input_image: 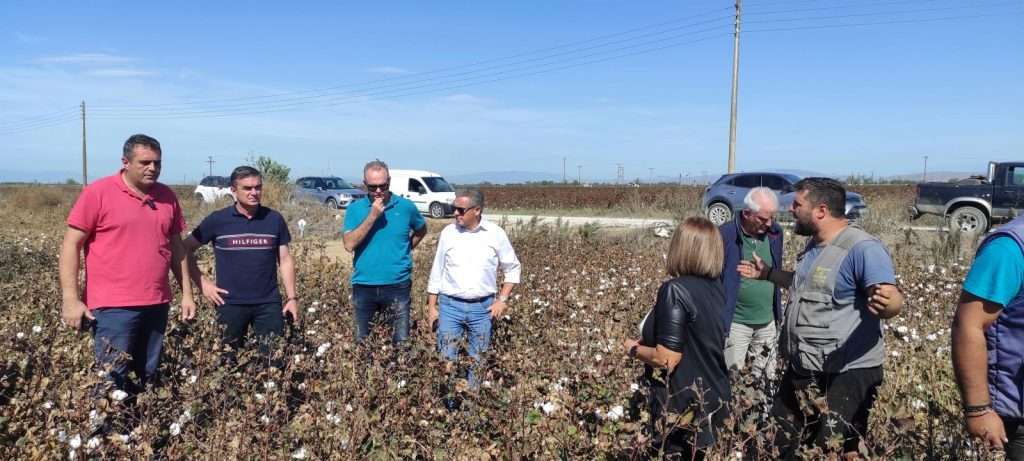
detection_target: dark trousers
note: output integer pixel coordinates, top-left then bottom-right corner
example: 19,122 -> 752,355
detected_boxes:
352,281 -> 412,344
769,365 -> 883,459
216,302 -> 285,358
92,304 -> 170,392
1004,418 -> 1024,461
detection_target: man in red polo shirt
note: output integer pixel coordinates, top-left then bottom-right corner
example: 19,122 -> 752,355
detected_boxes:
59,133 -> 195,394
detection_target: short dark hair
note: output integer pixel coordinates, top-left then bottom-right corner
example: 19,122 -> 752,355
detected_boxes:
457,189 -> 485,209
122,134 -> 161,159
794,177 -> 846,218
230,165 -> 262,186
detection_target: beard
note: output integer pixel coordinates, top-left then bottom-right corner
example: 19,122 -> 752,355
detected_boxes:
793,217 -> 815,236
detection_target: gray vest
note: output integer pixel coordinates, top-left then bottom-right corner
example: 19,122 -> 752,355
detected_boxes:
783,226 -> 886,373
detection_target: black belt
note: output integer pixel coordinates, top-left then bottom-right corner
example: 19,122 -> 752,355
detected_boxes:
444,294 -> 494,303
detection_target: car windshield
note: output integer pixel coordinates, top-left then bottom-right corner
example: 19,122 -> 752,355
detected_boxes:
423,177 -> 454,192
322,178 -> 353,189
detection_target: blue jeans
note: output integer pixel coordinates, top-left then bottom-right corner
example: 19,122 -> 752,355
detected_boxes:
352,281 -> 412,344
92,304 -> 170,392
436,294 -> 493,388
216,302 -> 285,359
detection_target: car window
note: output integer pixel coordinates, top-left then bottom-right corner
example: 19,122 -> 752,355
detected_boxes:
298,178 -> 314,189
730,174 -> 760,188
761,174 -> 789,191
200,177 -> 212,186
409,179 -> 427,194
217,177 -> 230,188
1009,167 -> 1024,186
423,177 -> 454,192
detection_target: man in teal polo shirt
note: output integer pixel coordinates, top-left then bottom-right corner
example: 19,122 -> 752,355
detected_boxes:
343,160 -> 427,344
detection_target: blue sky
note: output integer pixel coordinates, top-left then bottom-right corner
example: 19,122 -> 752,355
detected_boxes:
1,0 -> 1021,183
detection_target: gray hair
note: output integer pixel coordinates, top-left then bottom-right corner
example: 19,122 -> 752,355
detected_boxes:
122,133 -> 161,160
363,159 -> 390,179
457,188 -> 485,209
744,187 -> 779,212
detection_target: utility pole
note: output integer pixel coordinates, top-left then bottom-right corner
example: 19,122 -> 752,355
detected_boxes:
80,100 -> 88,187
616,163 -> 625,184
207,156 -> 216,177
922,155 -> 929,182
727,0 -> 742,174
577,164 -> 582,185
562,157 -> 567,183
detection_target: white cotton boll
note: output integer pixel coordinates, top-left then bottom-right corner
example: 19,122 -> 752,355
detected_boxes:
630,383 -> 640,392
16,332 -> 24,339
607,405 -> 624,421
86,436 -> 101,450
69,434 -> 82,449
259,415 -> 270,424
316,342 -> 331,357
109,390 -> 128,401
397,380 -> 406,389
44,401 -> 54,409
541,402 -> 558,414
169,423 -> 181,436
189,375 -> 198,384
264,381 -> 276,390
345,404 -> 354,412
292,447 -> 307,459
32,325 -> 42,334
307,307 -> 317,314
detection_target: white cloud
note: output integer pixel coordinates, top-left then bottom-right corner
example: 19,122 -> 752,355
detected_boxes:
35,53 -> 134,65
367,66 -> 411,75
85,68 -> 158,78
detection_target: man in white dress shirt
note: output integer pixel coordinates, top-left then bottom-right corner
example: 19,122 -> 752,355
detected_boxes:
427,189 -> 521,391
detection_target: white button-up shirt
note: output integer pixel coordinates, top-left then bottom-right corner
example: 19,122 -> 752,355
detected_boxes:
427,219 -> 521,299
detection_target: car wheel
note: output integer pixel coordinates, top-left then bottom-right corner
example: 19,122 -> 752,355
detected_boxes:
326,197 -> 339,209
194,193 -> 205,203
948,206 -> 988,235
706,202 -> 732,226
429,202 -> 445,218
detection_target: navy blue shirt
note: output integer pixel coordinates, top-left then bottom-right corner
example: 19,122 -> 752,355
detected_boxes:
191,205 -> 291,304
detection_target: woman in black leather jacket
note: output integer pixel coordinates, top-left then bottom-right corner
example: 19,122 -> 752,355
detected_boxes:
623,216 -> 730,459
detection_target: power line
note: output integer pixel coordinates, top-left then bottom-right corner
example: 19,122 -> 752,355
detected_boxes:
89,6 -> 734,111
90,18 -> 734,116
744,2 -> 1020,25
744,11 -> 1018,34
88,30 -> 731,120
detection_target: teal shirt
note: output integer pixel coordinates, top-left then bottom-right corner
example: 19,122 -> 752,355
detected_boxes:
963,236 -> 1024,307
734,232 -> 774,325
343,195 -> 426,285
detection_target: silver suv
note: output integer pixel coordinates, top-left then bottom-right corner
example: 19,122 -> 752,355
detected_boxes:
701,172 -> 868,225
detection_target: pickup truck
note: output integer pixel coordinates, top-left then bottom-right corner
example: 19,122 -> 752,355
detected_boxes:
911,161 -> 1024,234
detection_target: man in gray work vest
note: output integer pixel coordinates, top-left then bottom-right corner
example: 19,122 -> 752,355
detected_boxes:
739,177 -> 904,459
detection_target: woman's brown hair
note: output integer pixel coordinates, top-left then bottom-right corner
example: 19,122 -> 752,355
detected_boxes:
666,216 -> 724,279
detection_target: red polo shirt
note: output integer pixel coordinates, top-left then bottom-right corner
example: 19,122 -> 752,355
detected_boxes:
67,173 -> 186,309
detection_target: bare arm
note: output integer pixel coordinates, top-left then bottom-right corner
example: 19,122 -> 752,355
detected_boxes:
410,225 -> 427,250
738,252 -> 793,288
183,235 -> 204,287
952,290 -> 1008,448
343,198 -> 384,252
279,245 -> 299,320
170,232 -> 196,320
59,227 -> 93,330
868,283 -> 904,319
623,339 -> 682,372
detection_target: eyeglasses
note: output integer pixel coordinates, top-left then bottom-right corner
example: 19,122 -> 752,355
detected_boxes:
365,182 -> 389,192
453,206 -> 478,214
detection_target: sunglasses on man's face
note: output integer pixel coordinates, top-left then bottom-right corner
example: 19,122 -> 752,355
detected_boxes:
365,183 -> 389,192
453,206 -> 477,215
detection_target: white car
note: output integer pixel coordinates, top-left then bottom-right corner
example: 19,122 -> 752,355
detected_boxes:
389,169 -> 456,218
194,176 -> 234,204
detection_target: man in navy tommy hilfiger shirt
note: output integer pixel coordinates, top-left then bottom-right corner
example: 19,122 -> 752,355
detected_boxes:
185,166 -> 298,359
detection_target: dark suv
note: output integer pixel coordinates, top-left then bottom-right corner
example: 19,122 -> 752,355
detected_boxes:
701,172 -> 868,225
293,176 -> 366,209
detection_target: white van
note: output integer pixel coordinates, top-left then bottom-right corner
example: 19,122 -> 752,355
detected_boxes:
389,169 -> 457,218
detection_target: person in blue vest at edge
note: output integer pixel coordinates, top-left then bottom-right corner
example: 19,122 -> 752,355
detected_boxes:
719,187 -> 784,380
739,177 -> 904,459
343,159 -> 427,345
952,214 -> 1024,459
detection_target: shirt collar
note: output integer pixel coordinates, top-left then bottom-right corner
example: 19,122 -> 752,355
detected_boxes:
231,204 -> 264,219
114,171 -> 154,204
457,219 -> 489,233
